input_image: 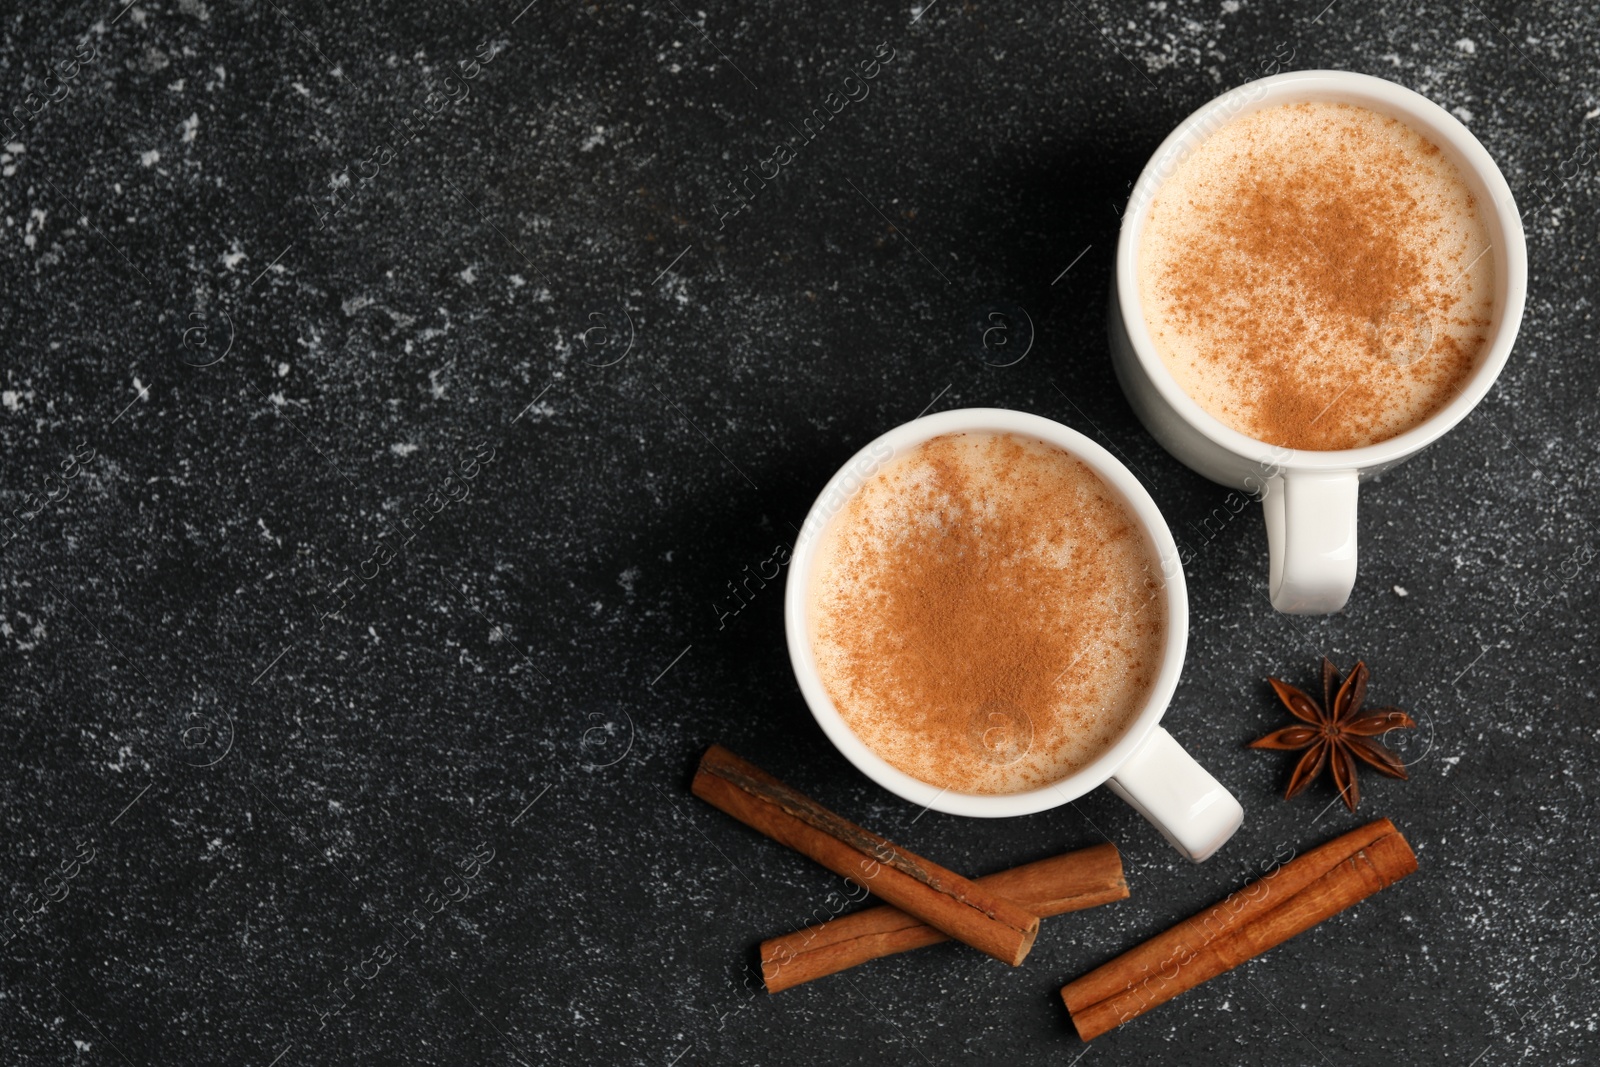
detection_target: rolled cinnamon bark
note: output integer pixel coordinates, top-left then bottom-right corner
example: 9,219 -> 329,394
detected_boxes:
762,843 -> 1127,992
692,745 -> 1040,966
1061,818 -> 1417,1040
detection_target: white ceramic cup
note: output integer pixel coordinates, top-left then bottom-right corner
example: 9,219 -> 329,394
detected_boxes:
783,408 -> 1244,862
1110,70 -> 1527,614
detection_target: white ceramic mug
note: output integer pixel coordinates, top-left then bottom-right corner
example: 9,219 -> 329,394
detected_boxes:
1109,70 -> 1527,614
783,408 -> 1244,862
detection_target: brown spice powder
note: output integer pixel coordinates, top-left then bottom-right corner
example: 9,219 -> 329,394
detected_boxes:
812,433 -> 1167,795
1148,104 -> 1491,450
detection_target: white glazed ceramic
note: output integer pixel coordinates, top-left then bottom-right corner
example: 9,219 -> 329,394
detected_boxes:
1110,70 -> 1527,614
783,408 -> 1244,862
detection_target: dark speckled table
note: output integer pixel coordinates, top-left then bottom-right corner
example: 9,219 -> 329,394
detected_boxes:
2,0 -> 1596,1063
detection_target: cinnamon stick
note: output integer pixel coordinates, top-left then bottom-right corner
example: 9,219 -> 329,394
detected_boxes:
691,744 -> 1040,966
762,843 -> 1127,992
1062,818 -> 1417,1040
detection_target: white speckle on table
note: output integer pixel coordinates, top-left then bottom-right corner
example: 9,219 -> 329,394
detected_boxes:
24,206 -> 46,250
458,265 -> 477,284
1394,585 -> 1409,597
180,113 -> 199,142
1453,106 -> 1475,124
140,149 -> 160,167
1,390 -> 21,410
390,442 -> 418,456
518,399 -> 555,422
1456,38 -> 1476,53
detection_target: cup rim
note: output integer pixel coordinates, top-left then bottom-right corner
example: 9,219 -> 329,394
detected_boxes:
1115,68 -> 1528,470
783,407 -> 1189,818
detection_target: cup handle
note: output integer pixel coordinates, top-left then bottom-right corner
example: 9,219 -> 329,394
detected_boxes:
1105,726 -> 1243,863
1262,469 -> 1359,615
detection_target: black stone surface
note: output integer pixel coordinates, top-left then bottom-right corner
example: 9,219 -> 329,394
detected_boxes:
2,0 -> 1596,1063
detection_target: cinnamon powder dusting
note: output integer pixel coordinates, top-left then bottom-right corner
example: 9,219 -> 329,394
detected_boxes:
808,433 -> 1168,795
1139,102 -> 1495,450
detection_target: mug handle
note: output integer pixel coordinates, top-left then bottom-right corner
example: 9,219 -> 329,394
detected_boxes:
1262,470 -> 1359,614
1105,727 -> 1243,863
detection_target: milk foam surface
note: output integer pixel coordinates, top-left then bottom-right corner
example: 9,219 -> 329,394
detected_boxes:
807,432 -> 1168,795
1139,102 -> 1495,451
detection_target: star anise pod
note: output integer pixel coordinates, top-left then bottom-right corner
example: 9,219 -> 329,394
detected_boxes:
1248,658 -> 1416,811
